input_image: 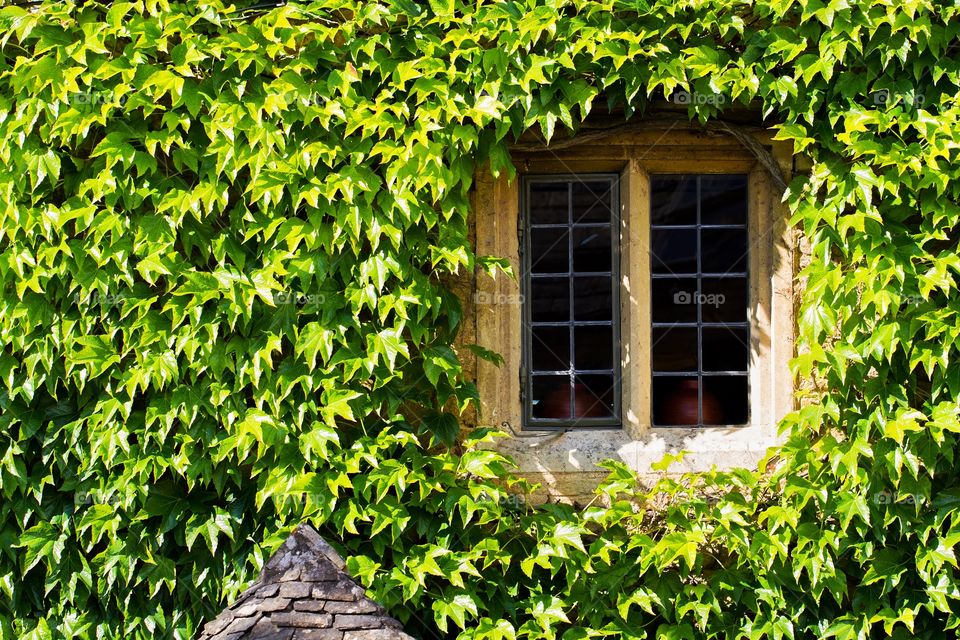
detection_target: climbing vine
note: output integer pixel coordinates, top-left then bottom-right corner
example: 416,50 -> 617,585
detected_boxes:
1,1 -> 959,639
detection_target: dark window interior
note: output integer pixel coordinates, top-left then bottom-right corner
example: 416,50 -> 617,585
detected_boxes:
650,174 -> 750,427
523,177 -> 620,428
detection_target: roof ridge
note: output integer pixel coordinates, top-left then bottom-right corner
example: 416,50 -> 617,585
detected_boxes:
196,524 -> 414,640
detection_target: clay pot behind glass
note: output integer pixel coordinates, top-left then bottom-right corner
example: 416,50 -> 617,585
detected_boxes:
659,379 -> 725,425
537,382 -> 608,419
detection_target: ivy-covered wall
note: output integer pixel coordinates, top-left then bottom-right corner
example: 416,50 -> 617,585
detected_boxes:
1,1 -> 959,639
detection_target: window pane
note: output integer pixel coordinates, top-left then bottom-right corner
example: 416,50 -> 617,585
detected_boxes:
650,174 -> 749,429
700,175 -> 747,225
572,226 -> 611,273
523,175 -> 620,428
652,277 -> 699,323
651,175 -> 698,226
652,376 -> 700,426
700,277 -> 748,323
532,327 -> 569,371
573,276 -> 612,321
573,374 -> 615,418
571,181 -> 613,222
652,327 -> 697,372
701,376 -> 748,425
574,326 -> 614,370
532,376 -> 571,419
530,227 -> 569,274
701,328 -> 749,372
530,278 -> 569,322
529,182 -> 568,224
701,229 -> 747,273
651,228 -> 697,275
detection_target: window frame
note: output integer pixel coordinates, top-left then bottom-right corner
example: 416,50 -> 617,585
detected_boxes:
520,174 -> 623,430
470,127 -> 795,490
648,173 -> 752,428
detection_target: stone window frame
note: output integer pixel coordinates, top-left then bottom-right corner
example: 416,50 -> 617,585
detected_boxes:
471,125 -> 796,494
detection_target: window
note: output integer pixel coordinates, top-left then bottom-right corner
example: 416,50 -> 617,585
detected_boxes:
649,175 -> 750,427
521,173 -> 752,429
521,176 -> 621,428
471,126 -> 795,490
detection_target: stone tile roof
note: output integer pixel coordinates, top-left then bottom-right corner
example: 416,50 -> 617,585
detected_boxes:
197,524 -> 415,640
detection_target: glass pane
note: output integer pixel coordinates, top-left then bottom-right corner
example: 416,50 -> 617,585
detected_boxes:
571,181 -> 613,222
573,374 -> 615,419
574,326 -> 614,370
530,278 -> 569,322
702,328 -> 749,372
700,277 -> 748,323
651,229 -> 697,275
651,175 -> 697,226
573,276 -> 612,321
652,327 -> 697,372
701,375 -> 748,425
700,175 -> 747,225
532,376 -> 571,419
652,376 -> 700,426
529,182 -> 568,224
530,227 -> 569,274
652,277 -> 699,323
700,229 -> 747,274
572,226 -> 611,273
531,327 -> 569,371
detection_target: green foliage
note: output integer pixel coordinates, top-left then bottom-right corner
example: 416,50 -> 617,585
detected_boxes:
1,0 -> 960,639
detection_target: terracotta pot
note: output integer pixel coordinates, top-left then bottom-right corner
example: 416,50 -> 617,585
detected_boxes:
537,383 -> 608,419
660,379 -> 725,425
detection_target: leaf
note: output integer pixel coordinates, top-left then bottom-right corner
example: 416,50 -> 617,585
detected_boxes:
296,322 -> 335,369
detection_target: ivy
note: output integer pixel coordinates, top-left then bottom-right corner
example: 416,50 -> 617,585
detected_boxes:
1,0 -> 960,639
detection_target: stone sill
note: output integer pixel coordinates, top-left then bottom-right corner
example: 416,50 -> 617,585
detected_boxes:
486,424 -> 781,493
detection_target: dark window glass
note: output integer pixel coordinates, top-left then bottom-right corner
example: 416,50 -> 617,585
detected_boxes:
571,181 -> 614,222
651,175 -> 698,225
701,229 -> 747,274
530,278 -> 569,322
651,228 -> 697,275
529,182 -> 568,224
523,176 -> 621,428
651,277 -> 699,323
650,174 -> 749,427
529,228 -> 569,274
700,175 -> 748,225
573,276 -> 613,321
572,226 -> 612,272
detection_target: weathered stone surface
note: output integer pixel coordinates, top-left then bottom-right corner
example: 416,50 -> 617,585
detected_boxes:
249,618 -> 294,640
270,612 -> 334,629
299,562 -> 339,582
222,613 -> 260,635
260,597 -> 292,612
342,631 -> 416,640
257,583 -> 280,598
235,601 -> 263,617
312,581 -> 363,602
279,582 -> 313,599
293,630 -> 344,640
280,567 -> 302,582
309,535 -> 347,571
201,615 -> 232,636
196,524 -> 409,640
331,615 -> 383,630
322,601 -> 379,615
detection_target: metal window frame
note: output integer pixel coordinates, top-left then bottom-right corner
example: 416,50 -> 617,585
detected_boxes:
521,174 -> 622,430
650,173 -> 751,428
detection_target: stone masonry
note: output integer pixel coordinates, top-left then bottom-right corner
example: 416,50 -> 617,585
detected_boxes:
197,524 -> 415,640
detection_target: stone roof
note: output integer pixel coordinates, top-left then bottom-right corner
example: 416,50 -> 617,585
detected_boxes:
197,524 -> 414,640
